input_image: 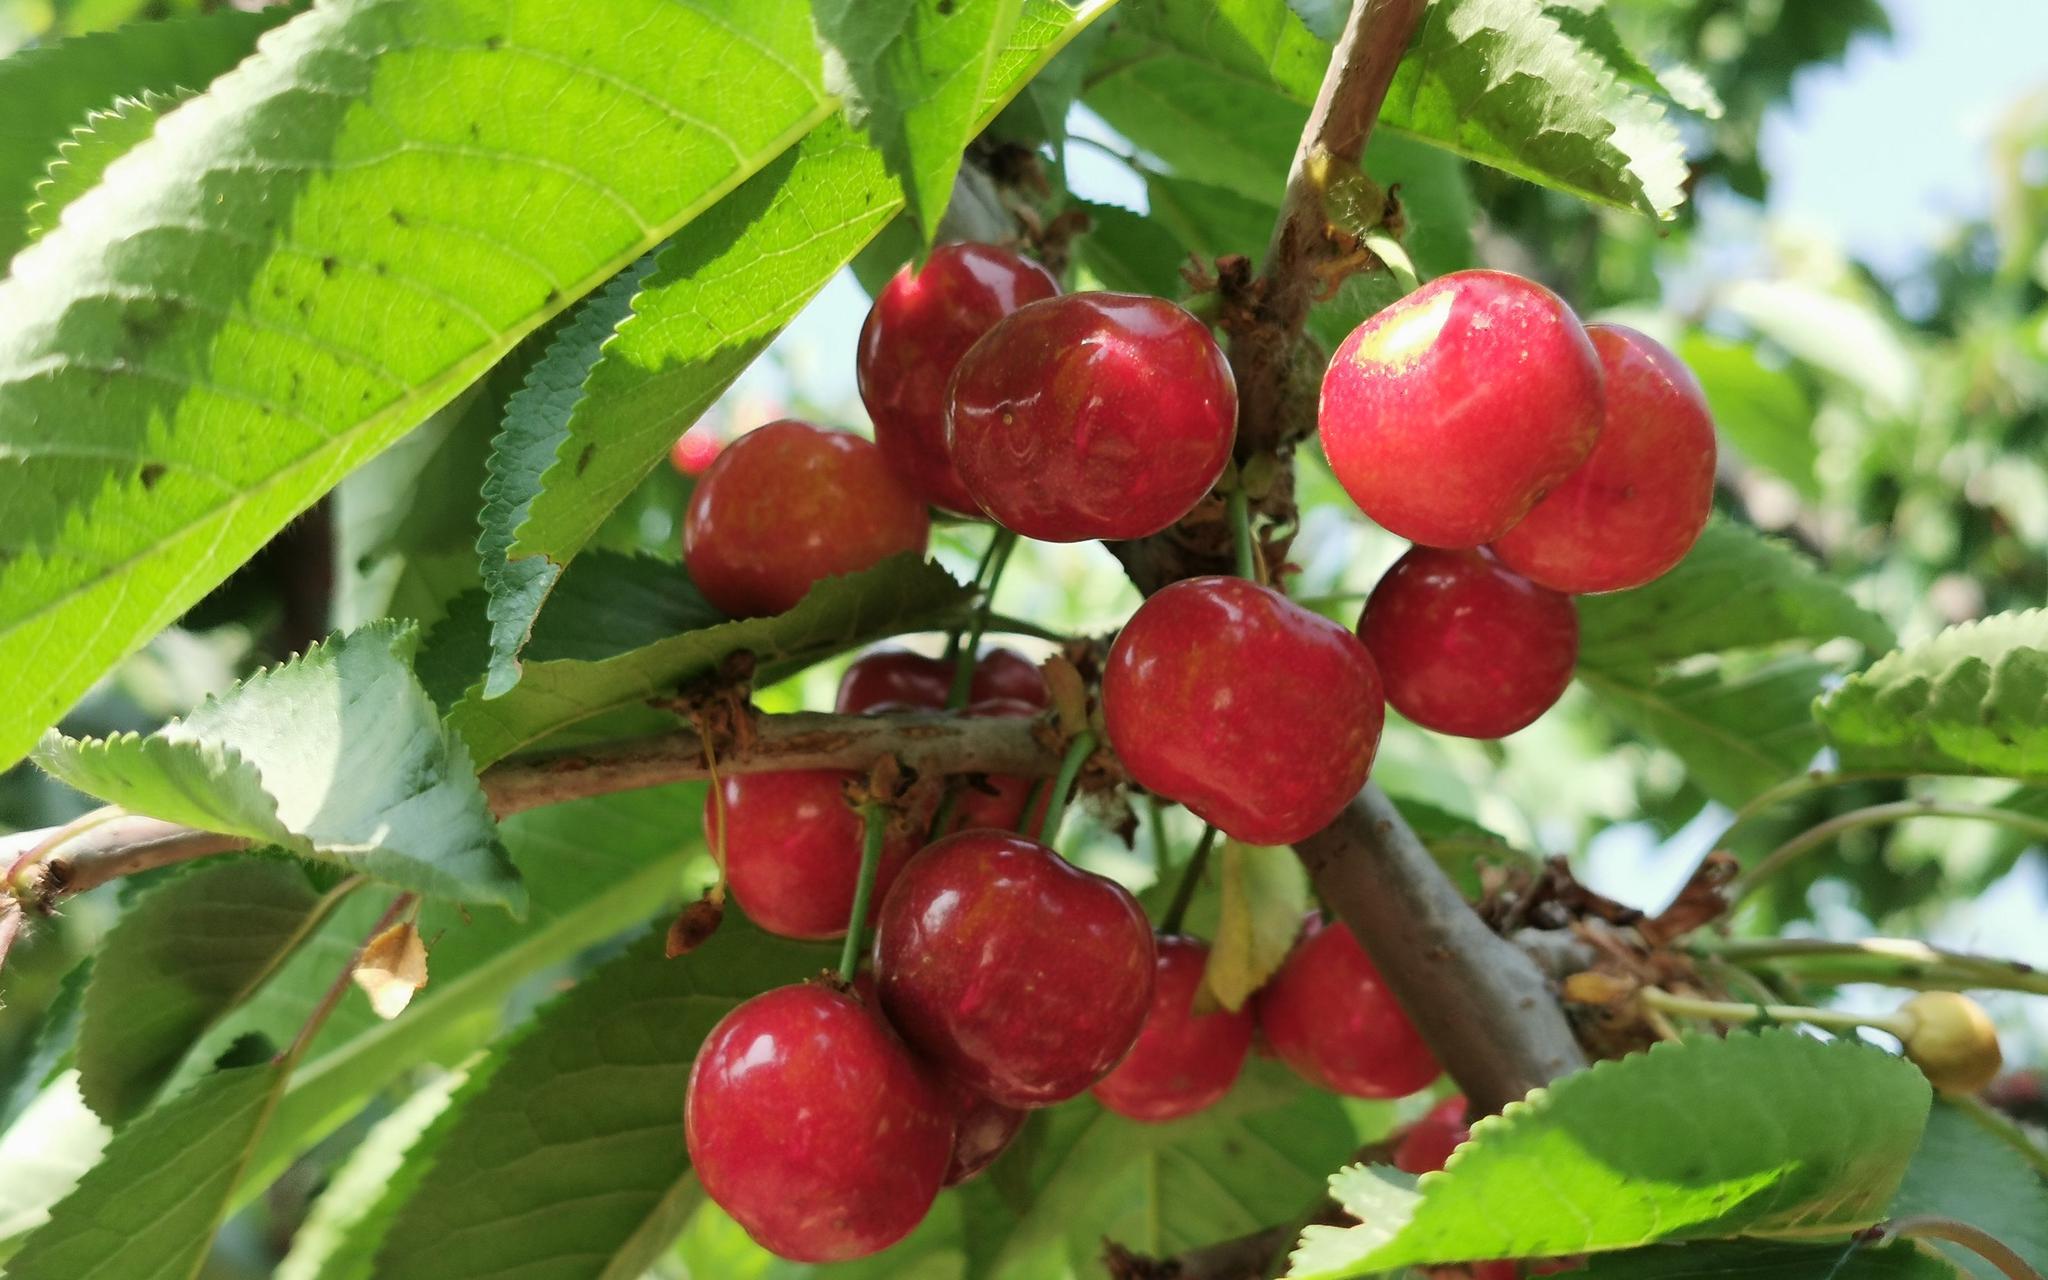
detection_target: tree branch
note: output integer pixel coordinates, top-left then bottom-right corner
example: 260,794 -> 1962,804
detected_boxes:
1,710 -> 1057,911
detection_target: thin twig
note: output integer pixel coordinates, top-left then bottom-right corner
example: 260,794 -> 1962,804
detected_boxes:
1878,1216 -> 2045,1280
280,889 -> 408,1067
1161,825 -> 1220,935
1730,799 -> 2048,905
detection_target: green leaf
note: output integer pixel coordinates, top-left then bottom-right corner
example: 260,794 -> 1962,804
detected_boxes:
0,4 -> 289,262
2,1063 -> 285,1280
478,257 -> 658,698
1085,0 -> 1687,217
1724,279 -> 1918,415
1577,1240 -> 1958,1279
34,622 -> 522,911
1288,1030 -> 1931,1277
1390,795 -> 1536,896
1145,170 -> 1279,266
0,1074 -> 109,1257
1072,199 -> 1190,296
980,1059 -> 1374,1275
438,552 -> 975,767
816,0 -> 1024,237
371,921 -> 832,1280
1577,519 -> 1894,672
1818,611 -> 2048,781
274,1069 -> 466,1280
0,0 -> 842,773
1888,1101 -> 2048,1278
1578,656 -> 1834,807
1679,333 -> 1820,498
1204,840 -> 1310,1013
494,0 -> 1111,626
0,958 -> 89,1132
75,857 -> 338,1126
24,89 -> 194,242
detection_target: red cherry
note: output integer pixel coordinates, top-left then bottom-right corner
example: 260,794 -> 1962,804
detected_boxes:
835,646 -> 1047,714
1319,270 -> 1604,548
939,1075 -> 1028,1184
859,244 -> 1060,514
1393,1094 -> 1473,1174
1103,576 -> 1384,845
947,293 -> 1237,542
946,698 -> 1049,834
969,647 -> 1050,707
704,772 -> 921,940
669,424 -> 723,476
1258,918 -> 1439,1099
1357,546 -> 1578,739
873,831 -> 1156,1107
1091,936 -> 1254,1123
1492,325 -> 1717,593
686,983 -> 953,1262
684,420 -> 930,617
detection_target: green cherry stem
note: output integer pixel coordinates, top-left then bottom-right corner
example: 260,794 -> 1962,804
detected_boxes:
1637,986 -> 1911,1039
1729,799 -> 2048,906
839,803 -> 890,985
1227,483 -> 1262,583
1036,730 -> 1097,844
1692,935 -> 2048,997
1160,824 -> 1221,935
1877,1216 -> 2044,1280
947,528 -> 1019,708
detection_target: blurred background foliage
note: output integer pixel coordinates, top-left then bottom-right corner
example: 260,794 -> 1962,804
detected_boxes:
1,0 -> 2045,1274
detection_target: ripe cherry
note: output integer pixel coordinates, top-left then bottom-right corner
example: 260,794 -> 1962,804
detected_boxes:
835,646 -> 1047,714
1104,576 -> 1384,845
1357,547 -> 1578,739
940,1075 -> 1028,1184
704,772 -> 922,940
947,292 -> 1237,542
1393,1094 -> 1472,1174
1091,936 -> 1254,1123
684,420 -> 930,617
1259,917 -> 1440,1099
873,830 -> 1155,1108
1319,270 -> 1604,548
669,423 -> 723,476
1492,325 -> 1717,593
859,243 -> 1060,514
687,982 -> 953,1262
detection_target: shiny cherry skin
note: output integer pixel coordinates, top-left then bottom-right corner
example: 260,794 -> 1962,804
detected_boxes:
703,771 -> 922,940
835,646 -> 1047,714
1393,1094 -> 1472,1174
1259,917 -> 1440,1099
1091,936 -> 1254,1123
1319,270 -> 1604,548
940,1075 -> 1028,1184
670,423 -> 723,476
1357,546 -> 1578,740
684,420 -> 930,617
947,292 -> 1237,542
872,831 -> 1156,1108
1104,577 -> 1385,845
1492,324 -> 1717,593
859,243 -> 1061,514
686,983 -> 953,1262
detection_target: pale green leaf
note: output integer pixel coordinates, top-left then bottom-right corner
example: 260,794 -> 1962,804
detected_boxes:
0,958 -> 88,1132
1072,199 -> 1190,296
1204,840 -> 1310,1012
1288,1031 -> 1931,1277
0,1073 -> 108,1256
1724,279 -> 1919,415
438,552 -> 975,768
25,89 -> 194,241
34,622 -> 522,911
1085,0 -> 1686,217
1679,333 -> 1820,498
2,1063 -> 285,1280
274,1069 -> 466,1280
0,0 -> 839,772
816,0 -> 1024,237
1818,610 -> 2048,781
498,0 -> 1114,599
75,857 -> 335,1125
1578,656 -> 1834,806
0,4 -> 289,261
1577,518 -> 1894,672
1889,1100 -> 2048,1279
372,921 -> 832,1280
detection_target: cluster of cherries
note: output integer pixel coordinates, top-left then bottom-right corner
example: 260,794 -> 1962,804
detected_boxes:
677,241 -> 1720,1263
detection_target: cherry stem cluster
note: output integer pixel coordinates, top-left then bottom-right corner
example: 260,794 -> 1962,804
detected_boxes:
1636,986 -> 1911,1040
945,528 -> 1018,706
839,804 -> 890,985
1036,730 -> 1097,844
